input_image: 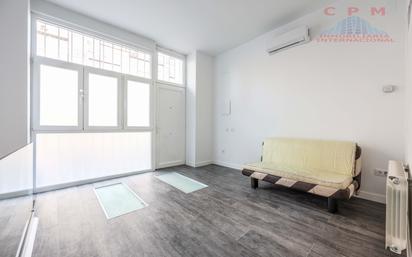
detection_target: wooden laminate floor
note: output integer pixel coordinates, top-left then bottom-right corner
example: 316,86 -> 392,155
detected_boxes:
0,165 -> 403,257
0,195 -> 33,257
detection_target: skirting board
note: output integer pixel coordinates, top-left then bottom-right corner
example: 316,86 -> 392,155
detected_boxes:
35,169 -> 153,194
213,160 -> 243,170
213,160 -> 386,204
186,160 -> 213,168
0,169 -> 154,199
20,217 -> 38,257
15,212 -> 38,257
355,190 -> 386,204
157,160 -> 186,169
0,189 -> 32,200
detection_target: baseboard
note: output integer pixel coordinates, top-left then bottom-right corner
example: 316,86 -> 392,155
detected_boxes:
408,224 -> 411,257
408,176 -> 411,257
157,160 -> 185,169
195,160 -> 213,167
0,189 -> 32,200
355,190 -> 386,204
21,216 -> 38,257
35,169 -> 153,194
185,161 -> 196,167
16,212 -> 38,257
186,160 -> 214,168
212,160 -> 243,170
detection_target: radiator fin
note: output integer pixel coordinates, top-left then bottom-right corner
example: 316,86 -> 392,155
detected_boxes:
386,161 -> 408,254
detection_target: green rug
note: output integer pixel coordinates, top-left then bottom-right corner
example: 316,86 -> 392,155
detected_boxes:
155,172 -> 208,193
94,183 -> 147,219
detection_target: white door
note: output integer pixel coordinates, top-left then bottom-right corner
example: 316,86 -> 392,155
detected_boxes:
156,85 -> 185,168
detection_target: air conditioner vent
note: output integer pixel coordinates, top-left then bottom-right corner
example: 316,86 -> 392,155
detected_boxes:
266,26 -> 310,55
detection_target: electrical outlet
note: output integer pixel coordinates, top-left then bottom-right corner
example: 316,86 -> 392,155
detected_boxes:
374,169 -> 388,177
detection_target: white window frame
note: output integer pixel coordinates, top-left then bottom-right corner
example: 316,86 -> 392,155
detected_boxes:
156,47 -> 186,88
123,74 -> 153,131
83,67 -> 123,131
32,57 -> 155,133
31,15 -> 157,133
32,57 -> 84,131
31,14 -> 154,80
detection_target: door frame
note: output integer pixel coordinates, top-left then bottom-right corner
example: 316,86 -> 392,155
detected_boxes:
155,83 -> 186,169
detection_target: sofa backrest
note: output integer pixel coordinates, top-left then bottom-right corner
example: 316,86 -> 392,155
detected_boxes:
262,138 -> 357,177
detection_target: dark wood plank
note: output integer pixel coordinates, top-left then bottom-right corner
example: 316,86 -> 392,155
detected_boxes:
1,165 -> 403,257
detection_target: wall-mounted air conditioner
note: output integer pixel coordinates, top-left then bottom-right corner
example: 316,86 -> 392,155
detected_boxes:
266,26 -> 310,55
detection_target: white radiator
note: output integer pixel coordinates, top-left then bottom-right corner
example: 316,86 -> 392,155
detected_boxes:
386,160 -> 409,254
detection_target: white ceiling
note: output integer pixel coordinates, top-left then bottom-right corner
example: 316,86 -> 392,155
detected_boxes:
44,0 -> 333,55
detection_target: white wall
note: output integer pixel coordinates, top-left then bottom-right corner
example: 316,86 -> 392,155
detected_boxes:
405,3 -> 412,255
196,52 -> 214,166
403,0 -> 411,179
213,0 -> 406,202
186,53 -> 197,166
0,0 -> 30,158
0,144 -> 33,196
406,1 -> 412,168
186,51 -> 214,167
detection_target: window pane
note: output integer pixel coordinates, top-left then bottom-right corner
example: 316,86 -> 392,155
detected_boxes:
127,81 -> 150,127
39,65 -> 79,126
37,34 -> 45,56
59,40 -> 68,61
88,73 -> 118,127
45,36 -> 58,59
71,32 -> 84,65
36,19 -> 152,79
157,52 -> 183,84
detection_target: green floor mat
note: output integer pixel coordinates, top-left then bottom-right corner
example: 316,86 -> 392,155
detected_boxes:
155,172 -> 208,193
94,183 -> 147,219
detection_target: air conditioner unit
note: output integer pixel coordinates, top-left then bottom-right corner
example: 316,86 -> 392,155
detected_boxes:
266,26 -> 310,55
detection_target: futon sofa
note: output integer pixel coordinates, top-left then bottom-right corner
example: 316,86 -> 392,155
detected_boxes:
242,138 -> 362,213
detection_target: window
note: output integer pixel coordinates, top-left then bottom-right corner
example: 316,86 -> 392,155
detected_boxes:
33,18 -> 155,131
33,59 -> 83,130
33,18 -> 189,134
33,60 -> 152,131
39,65 -> 79,126
157,52 -> 184,84
32,18 -> 157,190
86,71 -> 121,128
36,20 -> 152,79
126,80 -> 150,127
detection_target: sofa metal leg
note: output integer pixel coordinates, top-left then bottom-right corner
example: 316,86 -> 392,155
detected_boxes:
328,198 -> 338,213
251,178 -> 258,189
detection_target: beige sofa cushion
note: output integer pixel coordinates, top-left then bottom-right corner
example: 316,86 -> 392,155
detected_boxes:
262,138 -> 357,177
244,162 -> 353,190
